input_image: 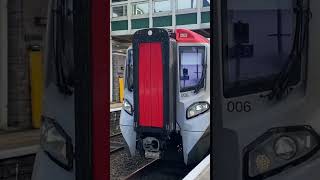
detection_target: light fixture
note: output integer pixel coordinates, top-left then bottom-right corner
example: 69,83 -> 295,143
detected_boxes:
40,116 -> 73,170
123,99 -> 133,115
186,102 -> 209,119
243,126 -> 320,179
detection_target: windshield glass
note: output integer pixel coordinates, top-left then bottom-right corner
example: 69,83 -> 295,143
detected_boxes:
125,49 -> 133,91
179,46 -> 206,92
223,0 -> 300,97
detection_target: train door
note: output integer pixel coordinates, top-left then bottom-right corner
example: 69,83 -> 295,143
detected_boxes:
32,0 -> 109,179
212,0 -> 320,180
132,28 -> 177,159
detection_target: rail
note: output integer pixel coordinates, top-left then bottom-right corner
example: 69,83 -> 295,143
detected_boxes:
124,159 -> 194,180
110,133 -> 125,154
0,154 -> 36,179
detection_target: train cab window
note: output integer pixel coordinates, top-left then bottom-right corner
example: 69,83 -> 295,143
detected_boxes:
125,49 -> 133,91
223,0 -> 301,98
179,46 -> 206,92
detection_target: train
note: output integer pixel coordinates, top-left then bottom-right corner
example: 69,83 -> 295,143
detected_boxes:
31,1 -> 210,179
212,0 -> 320,180
120,28 -> 210,165
31,0 -> 320,179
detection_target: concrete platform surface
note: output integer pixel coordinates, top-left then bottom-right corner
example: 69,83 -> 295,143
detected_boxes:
110,103 -> 122,112
0,129 -> 40,159
183,155 -> 210,180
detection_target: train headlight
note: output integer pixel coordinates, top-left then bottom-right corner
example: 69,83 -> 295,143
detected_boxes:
274,136 -> 297,160
40,117 -> 73,170
123,99 -> 133,115
186,102 -> 209,119
243,126 -> 320,179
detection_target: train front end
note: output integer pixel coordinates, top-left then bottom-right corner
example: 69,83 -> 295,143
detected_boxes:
120,28 -> 210,165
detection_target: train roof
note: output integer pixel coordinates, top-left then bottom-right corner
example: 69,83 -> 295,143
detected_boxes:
175,29 -> 209,44
126,28 -> 209,50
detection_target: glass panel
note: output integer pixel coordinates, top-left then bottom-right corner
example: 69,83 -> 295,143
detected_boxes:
177,0 -> 196,10
132,2 -> 149,15
223,0 -> 299,97
203,0 -> 210,7
125,49 -> 133,91
154,0 -> 171,13
180,46 -> 205,92
112,6 -> 127,17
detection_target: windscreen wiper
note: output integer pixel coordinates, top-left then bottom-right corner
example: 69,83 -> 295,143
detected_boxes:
53,0 -> 73,96
194,64 -> 207,94
268,0 -> 310,100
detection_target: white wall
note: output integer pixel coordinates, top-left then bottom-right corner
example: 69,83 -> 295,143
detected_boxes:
0,0 -> 8,129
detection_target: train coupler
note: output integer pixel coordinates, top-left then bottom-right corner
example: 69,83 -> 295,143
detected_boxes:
137,137 -> 162,159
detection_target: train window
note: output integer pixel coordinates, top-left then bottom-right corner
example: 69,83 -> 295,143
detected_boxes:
125,49 -> 133,91
179,46 -> 206,92
223,0 -> 301,98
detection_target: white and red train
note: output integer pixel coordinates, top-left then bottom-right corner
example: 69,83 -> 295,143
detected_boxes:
120,28 -> 210,165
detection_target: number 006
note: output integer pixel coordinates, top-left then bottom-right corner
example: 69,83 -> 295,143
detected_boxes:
227,101 -> 251,112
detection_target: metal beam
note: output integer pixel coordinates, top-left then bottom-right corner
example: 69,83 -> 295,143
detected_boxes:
0,0 -> 8,130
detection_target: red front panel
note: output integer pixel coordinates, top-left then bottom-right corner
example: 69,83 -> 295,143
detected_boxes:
138,42 -> 164,128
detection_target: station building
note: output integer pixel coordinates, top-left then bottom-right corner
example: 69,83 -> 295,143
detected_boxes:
0,0 -> 48,130
110,0 -> 210,103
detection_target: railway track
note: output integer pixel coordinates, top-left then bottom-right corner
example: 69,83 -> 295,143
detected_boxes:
124,159 -> 195,180
0,154 -> 36,180
110,133 -> 125,154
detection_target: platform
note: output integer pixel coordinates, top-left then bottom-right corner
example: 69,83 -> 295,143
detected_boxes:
183,154 -> 210,180
0,129 -> 40,160
110,103 -> 122,112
